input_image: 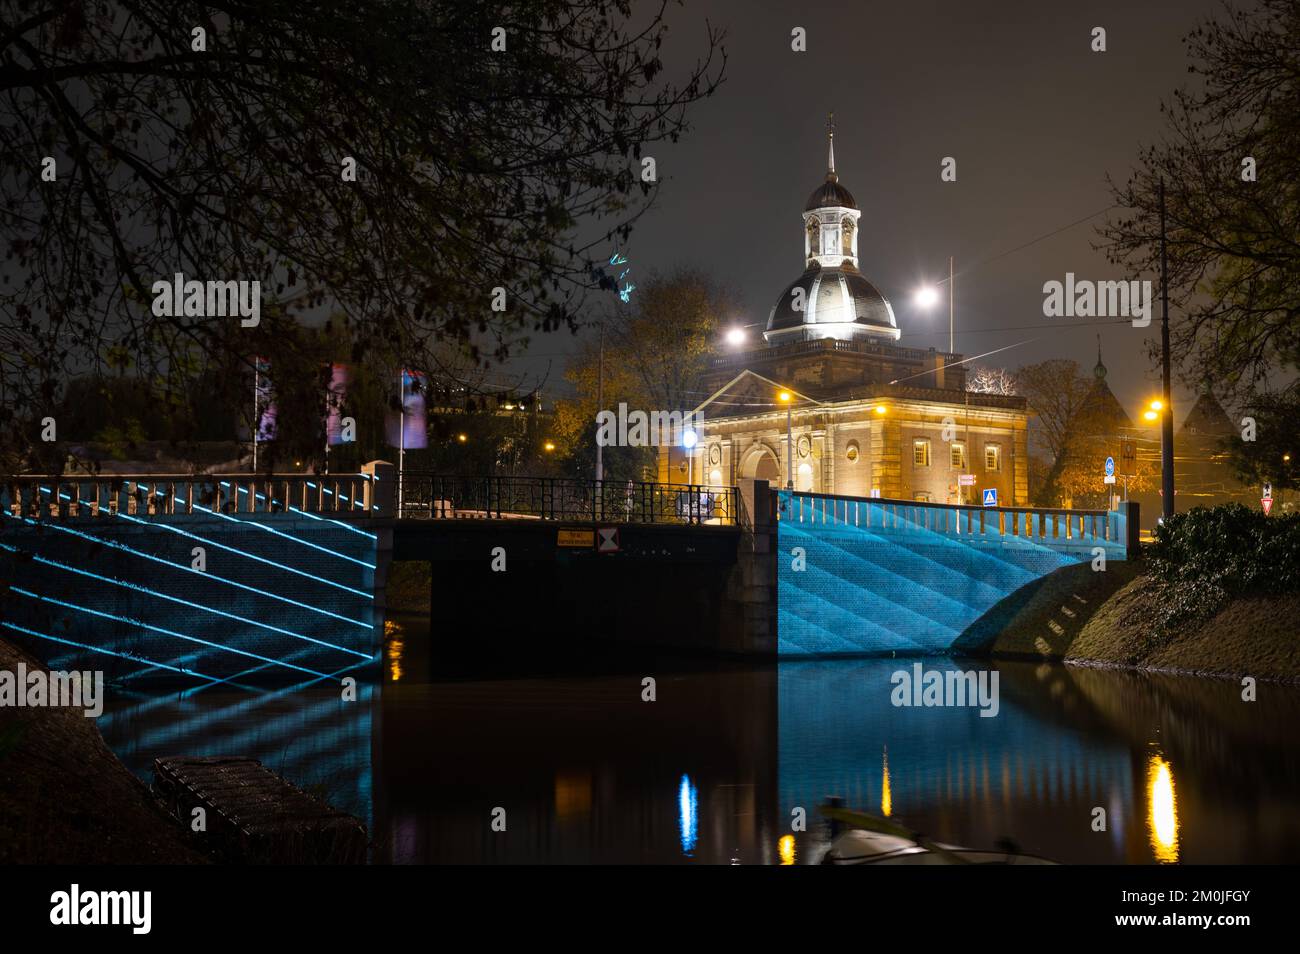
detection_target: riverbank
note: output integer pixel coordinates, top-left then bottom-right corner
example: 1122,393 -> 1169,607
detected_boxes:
979,561 -> 1300,683
0,639 -> 207,863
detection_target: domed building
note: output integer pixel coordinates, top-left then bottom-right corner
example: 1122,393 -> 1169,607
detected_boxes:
661,119 -> 1030,510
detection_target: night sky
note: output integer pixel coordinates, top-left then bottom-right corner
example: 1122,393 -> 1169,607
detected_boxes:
518,0 -> 1227,421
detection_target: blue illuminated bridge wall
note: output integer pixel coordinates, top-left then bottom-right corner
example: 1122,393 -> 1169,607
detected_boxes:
775,490 -> 1130,656
0,497 -> 381,686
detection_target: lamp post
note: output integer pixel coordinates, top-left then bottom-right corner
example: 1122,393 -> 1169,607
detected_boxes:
682,427 -> 698,485
1158,181 -> 1175,522
779,391 -> 793,489
915,258 -> 965,501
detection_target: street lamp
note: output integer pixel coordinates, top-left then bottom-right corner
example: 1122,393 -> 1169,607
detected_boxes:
682,427 -> 698,485
778,390 -> 793,489
913,256 -> 955,353
725,327 -> 747,346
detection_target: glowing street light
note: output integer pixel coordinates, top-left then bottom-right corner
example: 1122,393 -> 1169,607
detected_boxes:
913,286 -> 940,309
779,390 -> 793,489
543,441 -> 556,453
682,427 -> 698,485
725,327 -> 747,346
457,433 -> 468,443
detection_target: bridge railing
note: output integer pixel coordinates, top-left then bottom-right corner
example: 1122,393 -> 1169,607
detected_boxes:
0,472 -> 380,519
398,474 -> 740,526
780,490 -> 1122,546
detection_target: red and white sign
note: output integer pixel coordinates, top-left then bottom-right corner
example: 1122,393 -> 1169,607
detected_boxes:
958,474 -> 976,487
1263,498 -> 1274,516
597,526 -> 620,554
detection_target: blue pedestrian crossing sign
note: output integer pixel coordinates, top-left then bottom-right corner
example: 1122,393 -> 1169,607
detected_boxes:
982,488 -> 998,507
1105,456 -> 1115,477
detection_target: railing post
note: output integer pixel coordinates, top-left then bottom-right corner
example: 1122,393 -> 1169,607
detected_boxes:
361,461 -> 395,517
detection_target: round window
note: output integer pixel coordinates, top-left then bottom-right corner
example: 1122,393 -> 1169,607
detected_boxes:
846,441 -> 860,463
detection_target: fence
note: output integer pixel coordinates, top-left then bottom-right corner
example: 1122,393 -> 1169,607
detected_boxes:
398,474 -> 741,526
1,472 -> 380,519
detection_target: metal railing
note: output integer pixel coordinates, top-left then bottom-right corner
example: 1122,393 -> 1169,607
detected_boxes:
399,474 -> 740,526
781,490 -> 1121,544
0,473 -> 378,519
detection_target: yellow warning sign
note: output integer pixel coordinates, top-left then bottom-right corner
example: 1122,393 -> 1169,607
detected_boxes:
557,528 -> 594,548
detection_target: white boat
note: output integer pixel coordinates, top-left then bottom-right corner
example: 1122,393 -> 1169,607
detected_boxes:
820,804 -> 1056,865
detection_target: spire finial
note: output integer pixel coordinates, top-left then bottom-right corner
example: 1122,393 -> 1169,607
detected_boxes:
1094,333 -> 1107,379
827,111 -> 837,181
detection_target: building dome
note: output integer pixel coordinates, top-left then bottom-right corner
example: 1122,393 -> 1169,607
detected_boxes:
806,178 -> 857,212
766,263 -> 900,341
764,116 -> 899,343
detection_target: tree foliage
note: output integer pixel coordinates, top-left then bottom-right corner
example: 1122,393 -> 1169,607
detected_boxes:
1099,0 -> 1300,395
551,266 -> 734,477
0,0 -> 725,466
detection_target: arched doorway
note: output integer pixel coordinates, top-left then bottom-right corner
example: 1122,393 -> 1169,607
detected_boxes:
739,445 -> 782,521
740,445 -> 780,483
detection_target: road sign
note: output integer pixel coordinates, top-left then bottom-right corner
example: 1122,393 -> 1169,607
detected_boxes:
1263,498 -> 1274,516
959,474 -> 976,487
1104,475 -> 1116,484
597,526 -> 620,554
982,488 -> 998,507
1105,456 -> 1115,477
1119,439 -> 1137,476
557,528 -> 594,548
1263,482 -> 1272,500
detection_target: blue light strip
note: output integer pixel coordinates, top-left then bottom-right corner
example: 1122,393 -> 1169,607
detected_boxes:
0,538 -> 371,660
218,482 -> 376,568
9,508 -> 372,629
1,620 -> 236,686
288,504 -> 378,539
112,488 -> 374,597
10,587 -> 332,680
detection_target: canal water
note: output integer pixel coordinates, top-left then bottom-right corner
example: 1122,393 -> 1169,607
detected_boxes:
98,613 -> 1300,864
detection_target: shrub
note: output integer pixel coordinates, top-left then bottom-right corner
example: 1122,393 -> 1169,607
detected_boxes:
1147,504 -> 1300,632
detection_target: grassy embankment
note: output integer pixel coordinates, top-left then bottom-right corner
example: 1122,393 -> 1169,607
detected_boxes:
967,505 -> 1300,682
0,640 -> 206,863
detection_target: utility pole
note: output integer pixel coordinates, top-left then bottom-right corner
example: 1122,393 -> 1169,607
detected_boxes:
948,254 -> 954,355
398,370 -> 406,515
594,322 -> 604,484
1159,180 -> 1175,522
252,358 -> 259,473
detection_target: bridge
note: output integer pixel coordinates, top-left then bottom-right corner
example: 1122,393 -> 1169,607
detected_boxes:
0,469 -> 1135,681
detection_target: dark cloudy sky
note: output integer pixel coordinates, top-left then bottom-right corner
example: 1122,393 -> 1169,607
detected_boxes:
518,0 -> 1233,422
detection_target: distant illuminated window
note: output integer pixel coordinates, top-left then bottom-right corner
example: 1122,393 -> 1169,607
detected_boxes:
797,461 -> 814,491
950,442 -> 965,470
985,444 -> 1001,472
841,216 -> 855,256
845,440 -> 860,463
913,492 -> 933,502
913,439 -> 931,467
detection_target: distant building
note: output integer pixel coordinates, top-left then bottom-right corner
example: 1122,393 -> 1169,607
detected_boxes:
1130,386 -> 1255,528
658,121 -> 1028,514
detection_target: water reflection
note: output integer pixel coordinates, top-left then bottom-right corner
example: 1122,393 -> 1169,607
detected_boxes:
678,775 -> 699,856
1147,752 -> 1179,863
95,625 -> 1300,864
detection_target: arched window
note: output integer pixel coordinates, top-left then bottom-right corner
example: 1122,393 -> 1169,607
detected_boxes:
841,217 -> 855,256
806,218 -> 820,256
